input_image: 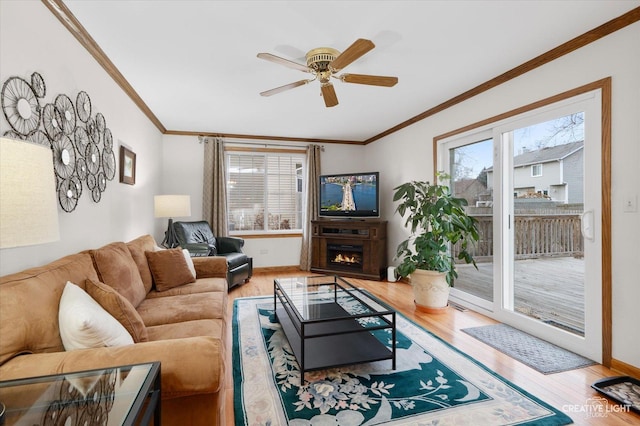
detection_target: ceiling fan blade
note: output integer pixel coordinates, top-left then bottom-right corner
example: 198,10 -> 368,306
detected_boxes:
329,38 -> 375,71
260,80 -> 310,97
257,53 -> 310,73
341,73 -> 398,87
321,83 -> 338,107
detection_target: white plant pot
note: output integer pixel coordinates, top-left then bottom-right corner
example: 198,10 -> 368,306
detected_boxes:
410,269 -> 450,313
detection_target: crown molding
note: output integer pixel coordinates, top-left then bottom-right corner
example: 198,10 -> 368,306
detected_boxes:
43,1 -> 639,145
364,6 -> 640,145
163,129 -> 364,145
42,0 -> 166,133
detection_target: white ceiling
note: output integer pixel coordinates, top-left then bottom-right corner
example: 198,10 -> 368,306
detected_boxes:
62,1 -> 638,142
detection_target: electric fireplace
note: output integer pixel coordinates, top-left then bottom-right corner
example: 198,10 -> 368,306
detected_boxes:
310,220 -> 388,280
327,244 -> 363,272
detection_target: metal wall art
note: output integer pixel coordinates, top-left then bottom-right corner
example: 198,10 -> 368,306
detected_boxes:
1,72 -> 118,213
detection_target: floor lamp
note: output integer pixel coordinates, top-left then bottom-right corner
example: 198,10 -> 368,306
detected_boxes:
0,138 -> 60,249
154,195 -> 191,248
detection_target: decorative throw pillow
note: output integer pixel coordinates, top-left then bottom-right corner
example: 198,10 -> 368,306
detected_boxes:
91,242 -> 147,307
145,248 -> 196,291
182,249 -> 197,279
125,235 -> 158,294
85,278 -> 149,342
58,281 -> 134,351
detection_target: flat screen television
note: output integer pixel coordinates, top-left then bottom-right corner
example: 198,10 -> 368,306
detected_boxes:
319,172 -> 379,218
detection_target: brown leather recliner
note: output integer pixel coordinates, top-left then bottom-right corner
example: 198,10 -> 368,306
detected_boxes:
173,221 -> 252,289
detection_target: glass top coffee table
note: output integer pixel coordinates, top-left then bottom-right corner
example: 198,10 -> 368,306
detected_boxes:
0,362 -> 160,426
274,275 -> 396,384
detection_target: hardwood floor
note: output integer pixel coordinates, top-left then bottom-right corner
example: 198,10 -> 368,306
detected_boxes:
224,271 -> 639,425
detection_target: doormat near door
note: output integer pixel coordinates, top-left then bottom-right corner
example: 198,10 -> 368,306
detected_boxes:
233,294 -> 573,425
461,323 -> 595,374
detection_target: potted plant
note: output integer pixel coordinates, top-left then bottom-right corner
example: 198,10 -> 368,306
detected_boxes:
393,173 -> 479,313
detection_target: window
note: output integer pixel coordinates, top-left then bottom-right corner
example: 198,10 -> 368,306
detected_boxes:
226,150 -> 305,234
531,163 -> 542,177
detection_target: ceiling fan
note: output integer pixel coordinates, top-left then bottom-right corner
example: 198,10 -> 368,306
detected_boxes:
257,38 -> 398,108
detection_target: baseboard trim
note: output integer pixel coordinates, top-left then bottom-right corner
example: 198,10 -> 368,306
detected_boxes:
610,358 -> 640,378
252,265 -> 303,274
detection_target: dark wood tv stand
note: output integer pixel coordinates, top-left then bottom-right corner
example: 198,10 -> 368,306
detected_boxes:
310,219 -> 387,280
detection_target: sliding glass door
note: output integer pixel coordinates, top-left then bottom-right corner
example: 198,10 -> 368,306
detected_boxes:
448,133 -> 494,311
441,91 -> 602,361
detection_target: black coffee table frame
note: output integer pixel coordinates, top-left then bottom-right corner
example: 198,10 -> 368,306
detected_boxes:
274,275 -> 396,384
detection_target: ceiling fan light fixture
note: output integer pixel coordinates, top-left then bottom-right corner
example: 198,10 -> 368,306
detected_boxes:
305,48 -> 340,72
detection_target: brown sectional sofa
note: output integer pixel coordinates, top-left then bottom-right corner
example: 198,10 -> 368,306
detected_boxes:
0,234 -> 229,425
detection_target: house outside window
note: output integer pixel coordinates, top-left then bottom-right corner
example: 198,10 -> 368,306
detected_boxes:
531,163 -> 542,177
226,150 -> 305,234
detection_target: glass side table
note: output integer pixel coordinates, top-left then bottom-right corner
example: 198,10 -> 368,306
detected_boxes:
0,362 -> 160,426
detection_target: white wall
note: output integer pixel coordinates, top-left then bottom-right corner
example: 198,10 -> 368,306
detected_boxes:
0,1 -> 163,275
158,135 -> 204,243
160,135 -> 369,267
364,23 -> 640,367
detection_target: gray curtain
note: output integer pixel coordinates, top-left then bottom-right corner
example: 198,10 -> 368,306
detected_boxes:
299,144 -> 322,270
202,136 -> 228,237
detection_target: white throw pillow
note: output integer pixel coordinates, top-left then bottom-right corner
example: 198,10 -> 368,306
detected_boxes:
58,281 -> 134,351
182,249 -> 197,279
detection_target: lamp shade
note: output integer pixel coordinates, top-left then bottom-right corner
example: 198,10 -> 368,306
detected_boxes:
0,138 -> 60,249
154,195 -> 191,218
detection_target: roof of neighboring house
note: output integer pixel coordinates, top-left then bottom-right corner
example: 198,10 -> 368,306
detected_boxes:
486,141 -> 584,172
454,178 -> 485,193
514,141 -> 584,167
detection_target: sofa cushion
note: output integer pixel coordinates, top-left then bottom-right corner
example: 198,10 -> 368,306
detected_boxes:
126,235 -> 157,294
58,281 -> 134,350
85,278 -> 149,343
145,277 -> 227,298
0,252 -> 99,365
137,292 -> 226,326
146,319 -> 224,342
191,256 -> 228,279
91,242 -> 147,307
0,336 -> 224,396
145,248 -> 196,292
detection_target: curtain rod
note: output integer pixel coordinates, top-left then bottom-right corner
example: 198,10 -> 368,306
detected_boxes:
198,136 -> 324,151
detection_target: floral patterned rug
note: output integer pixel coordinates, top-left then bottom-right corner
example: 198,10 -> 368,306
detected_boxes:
232,293 -> 573,425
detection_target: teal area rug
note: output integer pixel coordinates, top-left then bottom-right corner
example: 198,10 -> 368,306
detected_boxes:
233,293 -> 573,425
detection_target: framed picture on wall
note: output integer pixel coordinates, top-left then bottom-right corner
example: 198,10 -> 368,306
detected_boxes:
119,146 -> 136,185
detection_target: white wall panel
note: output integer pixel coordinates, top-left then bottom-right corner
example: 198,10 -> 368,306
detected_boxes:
0,2 -> 163,275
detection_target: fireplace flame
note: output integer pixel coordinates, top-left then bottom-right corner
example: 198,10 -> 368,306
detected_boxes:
333,253 -> 361,264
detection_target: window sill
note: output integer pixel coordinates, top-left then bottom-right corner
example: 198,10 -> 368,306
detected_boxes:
230,231 -> 303,239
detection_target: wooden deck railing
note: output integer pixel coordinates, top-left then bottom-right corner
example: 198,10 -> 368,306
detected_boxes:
453,214 -> 583,262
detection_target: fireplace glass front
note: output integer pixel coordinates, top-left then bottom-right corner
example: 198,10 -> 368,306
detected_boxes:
327,244 -> 363,272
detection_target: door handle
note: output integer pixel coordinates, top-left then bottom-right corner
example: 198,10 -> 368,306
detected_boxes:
581,210 -> 595,241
